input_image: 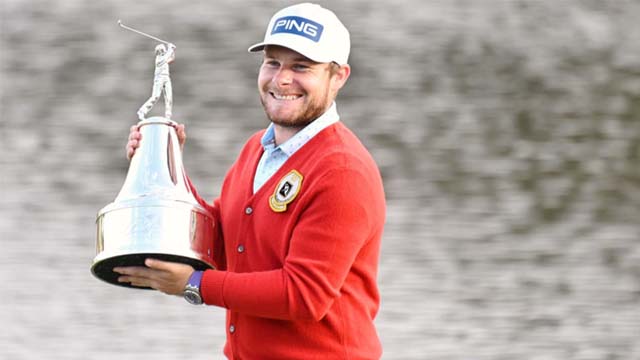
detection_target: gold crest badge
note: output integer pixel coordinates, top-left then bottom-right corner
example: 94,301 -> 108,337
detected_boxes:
269,170 -> 303,212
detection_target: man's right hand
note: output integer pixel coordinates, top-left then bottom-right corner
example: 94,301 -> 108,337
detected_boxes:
126,123 -> 186,160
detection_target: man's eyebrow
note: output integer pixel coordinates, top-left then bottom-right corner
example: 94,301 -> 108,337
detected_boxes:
292,57 -> 316,63
283,55 -> 320,65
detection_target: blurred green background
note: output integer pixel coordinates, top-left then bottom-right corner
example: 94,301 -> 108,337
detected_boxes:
1,0 -> 639,359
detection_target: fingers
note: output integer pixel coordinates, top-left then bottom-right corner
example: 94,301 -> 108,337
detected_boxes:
113,259 -> 194,295
113,265 -> 155,281
126,125 -> 142,160
129,125 -> 141,141
145,258 -> 177,271
125,123 -> 186,160
126,139 -> 138,160
114,265 -> 167,290
174,123 -> 186,149
114,267 -> 152,288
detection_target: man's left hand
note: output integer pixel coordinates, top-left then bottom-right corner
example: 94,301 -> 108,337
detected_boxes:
114,259 -> 194,296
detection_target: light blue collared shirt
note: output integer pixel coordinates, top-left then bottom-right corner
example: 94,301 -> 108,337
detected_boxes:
253,102 -> 340,193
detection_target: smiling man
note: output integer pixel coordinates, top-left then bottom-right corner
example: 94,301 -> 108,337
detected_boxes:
116,3 -> 386,359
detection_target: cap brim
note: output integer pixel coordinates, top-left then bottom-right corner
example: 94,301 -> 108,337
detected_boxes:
247,39 -> 330,63
248,42 -> 266,53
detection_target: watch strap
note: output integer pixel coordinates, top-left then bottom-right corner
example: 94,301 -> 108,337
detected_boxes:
188,270 -> 204,288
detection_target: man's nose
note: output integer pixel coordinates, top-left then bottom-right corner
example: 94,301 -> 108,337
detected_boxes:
273,67 -> 293,85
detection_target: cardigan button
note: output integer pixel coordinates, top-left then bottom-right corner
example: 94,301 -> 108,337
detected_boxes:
229,324 -> 236,334
237,245 -> 245,253
245,207 -> 253,215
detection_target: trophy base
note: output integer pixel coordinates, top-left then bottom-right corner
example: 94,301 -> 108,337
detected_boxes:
91,253 -> 214,290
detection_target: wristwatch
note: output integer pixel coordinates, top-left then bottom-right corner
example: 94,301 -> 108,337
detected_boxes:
183,270 -> 204,305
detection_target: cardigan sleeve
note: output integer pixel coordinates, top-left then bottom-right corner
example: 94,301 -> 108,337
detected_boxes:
201,163 -> 385,321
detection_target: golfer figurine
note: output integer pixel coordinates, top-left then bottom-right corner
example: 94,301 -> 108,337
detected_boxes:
137,42 -> 176,120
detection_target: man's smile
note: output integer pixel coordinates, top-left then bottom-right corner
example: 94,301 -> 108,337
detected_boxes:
270,92 -> 303,101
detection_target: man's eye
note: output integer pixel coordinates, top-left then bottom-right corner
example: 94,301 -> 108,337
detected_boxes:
293,64 -> 309,71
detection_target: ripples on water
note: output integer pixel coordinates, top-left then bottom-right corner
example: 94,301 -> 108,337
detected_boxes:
2,1 -> 639,359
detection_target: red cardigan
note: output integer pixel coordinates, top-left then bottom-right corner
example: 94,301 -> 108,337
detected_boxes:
194,122 -> 385,359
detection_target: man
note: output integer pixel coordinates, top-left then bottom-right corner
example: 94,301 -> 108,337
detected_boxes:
116,3 -> 386,359
137,42 -> 176,120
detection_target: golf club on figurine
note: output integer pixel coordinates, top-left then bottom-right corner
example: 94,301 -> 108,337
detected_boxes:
117,20 -> 176,121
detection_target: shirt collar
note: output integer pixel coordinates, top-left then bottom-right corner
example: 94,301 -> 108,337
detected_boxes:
260,102 -> 340,156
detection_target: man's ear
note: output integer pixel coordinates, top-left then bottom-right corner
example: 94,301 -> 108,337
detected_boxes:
331,64 -> 351,92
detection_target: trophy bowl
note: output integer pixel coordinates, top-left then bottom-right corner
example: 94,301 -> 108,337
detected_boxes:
91,117 -> 215,289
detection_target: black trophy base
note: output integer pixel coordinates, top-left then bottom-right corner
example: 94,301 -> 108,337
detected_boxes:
91,253 -> 213,290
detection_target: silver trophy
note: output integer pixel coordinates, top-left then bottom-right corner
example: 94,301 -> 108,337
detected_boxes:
91,21 -> 215,289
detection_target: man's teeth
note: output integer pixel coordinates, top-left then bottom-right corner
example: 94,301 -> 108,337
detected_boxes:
273,93 -> 299,100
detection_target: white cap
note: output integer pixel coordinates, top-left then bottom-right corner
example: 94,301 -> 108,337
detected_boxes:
248,3 -> 350,65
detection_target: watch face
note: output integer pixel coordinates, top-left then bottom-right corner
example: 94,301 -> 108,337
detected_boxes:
184,289 -> 203,305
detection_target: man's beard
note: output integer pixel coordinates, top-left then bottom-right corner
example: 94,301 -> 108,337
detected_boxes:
260,90 -> 331,129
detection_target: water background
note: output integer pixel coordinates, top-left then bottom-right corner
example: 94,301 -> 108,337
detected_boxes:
1,0 -> 639,359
